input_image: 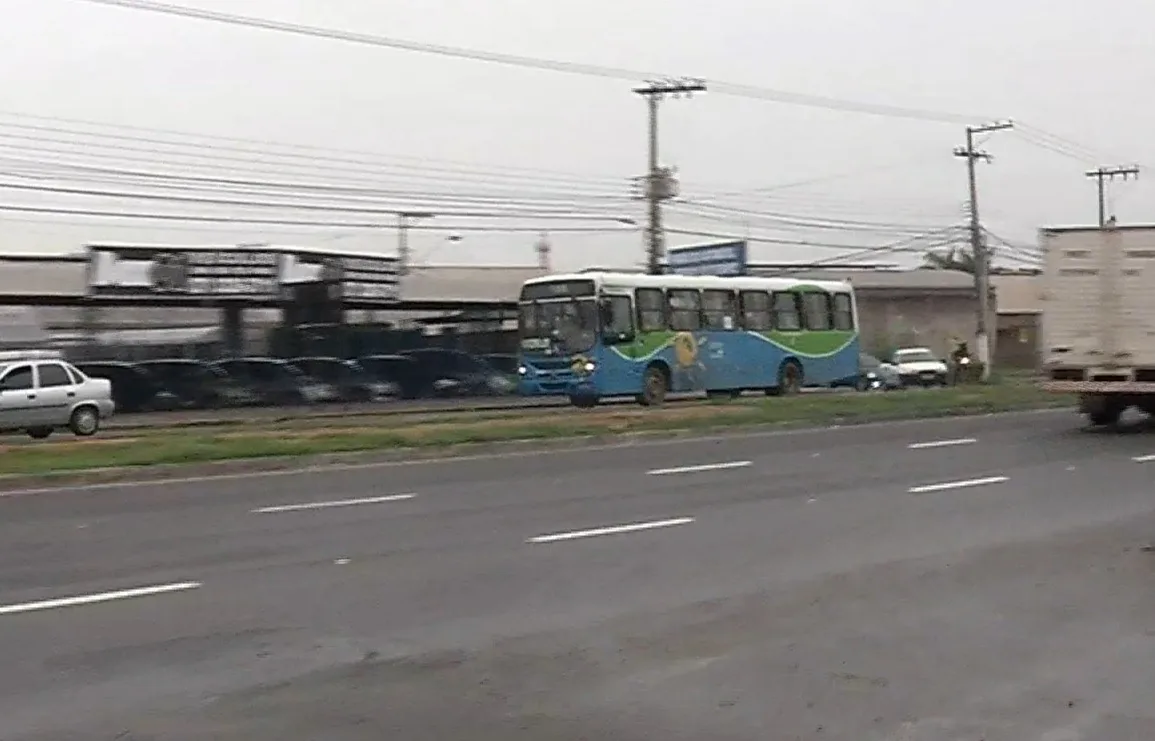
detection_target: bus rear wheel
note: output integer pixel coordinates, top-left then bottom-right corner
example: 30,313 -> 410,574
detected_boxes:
638,365 -> 669,406
766,360 -> 803,397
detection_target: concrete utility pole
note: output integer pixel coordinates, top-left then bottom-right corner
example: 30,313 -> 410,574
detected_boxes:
1085,165 -> 1139,227
954,120 -> 1013,381
633,78 -> 705,274
396,211 -> 434,276
534,232 -> 552,273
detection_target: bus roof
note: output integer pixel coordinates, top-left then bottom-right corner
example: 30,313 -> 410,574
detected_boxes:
521,271 -> 854,294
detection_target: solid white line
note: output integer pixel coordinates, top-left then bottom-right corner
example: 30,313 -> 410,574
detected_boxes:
251,494 -> 415,514
0,581 -> 201,616
908,476 -> 1008,494
906,437 -> 977,450
528,517 -> 694,544
647,461 -> 752,476
0,408 -> 1068,498
1132,454 -> 1155,462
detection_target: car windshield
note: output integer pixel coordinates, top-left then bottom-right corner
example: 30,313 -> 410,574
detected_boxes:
895,349 -> 937,363
518,298 -> 598,354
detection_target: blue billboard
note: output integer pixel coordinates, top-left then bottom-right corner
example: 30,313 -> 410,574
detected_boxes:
666,240 -> 748,276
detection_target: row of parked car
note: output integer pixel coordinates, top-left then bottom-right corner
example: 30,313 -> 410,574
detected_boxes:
76,349 -> 519,413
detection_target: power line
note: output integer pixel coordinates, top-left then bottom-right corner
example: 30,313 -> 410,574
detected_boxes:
0,180 -> 634,221
69,0 -> 990,124
0,113 -> 629,189
667,200 -> 949,233
664,225 -> 964,254
0,203 -> 640,231
0,124 -> 629,194
0,156 -> 628,204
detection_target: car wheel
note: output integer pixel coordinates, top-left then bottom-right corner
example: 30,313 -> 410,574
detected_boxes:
27,427 -> 52,440
69,406 -> 100,437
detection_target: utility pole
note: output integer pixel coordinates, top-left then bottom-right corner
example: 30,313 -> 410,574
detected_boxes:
1085,165 -> 1139,227
633,78 -> 705,274
954,120 -> 1013,381
534,231 -> 552,273
396,211 -> 433,276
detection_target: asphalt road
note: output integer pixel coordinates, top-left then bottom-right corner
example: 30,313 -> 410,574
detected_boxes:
3,409 -> 1155,740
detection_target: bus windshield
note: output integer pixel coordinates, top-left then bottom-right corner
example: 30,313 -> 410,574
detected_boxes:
518,298 -> 598,354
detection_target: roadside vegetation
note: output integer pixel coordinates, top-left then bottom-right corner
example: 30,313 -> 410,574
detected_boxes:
0,380 -> 1069,477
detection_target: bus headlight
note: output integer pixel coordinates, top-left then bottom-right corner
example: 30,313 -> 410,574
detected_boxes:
583,361 -> 596,372
518,365 -> 528,375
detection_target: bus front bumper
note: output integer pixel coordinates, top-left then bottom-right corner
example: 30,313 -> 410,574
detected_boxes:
518,377 -> 597,397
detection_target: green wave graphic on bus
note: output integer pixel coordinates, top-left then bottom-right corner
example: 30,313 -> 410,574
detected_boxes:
610,329 -> 856,361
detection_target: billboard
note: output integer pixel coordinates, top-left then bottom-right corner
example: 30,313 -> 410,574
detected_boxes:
86,244 -> 280,299
281,251 -> 400,302
85,244 -> 400,303
666,240 -> 748,276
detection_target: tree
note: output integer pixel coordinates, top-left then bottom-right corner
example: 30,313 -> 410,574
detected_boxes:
922,246 -> 976,274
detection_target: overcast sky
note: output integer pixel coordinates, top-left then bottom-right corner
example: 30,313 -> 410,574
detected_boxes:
1,0 -> 1152,272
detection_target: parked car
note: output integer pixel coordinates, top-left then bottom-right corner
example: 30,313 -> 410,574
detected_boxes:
75,361 -> 179,413
0,350 -> 114,438
890,347 -> 950,387
135,359 -> 255,409
358,354 -> 423,399
212,357 -> 336,405
287,356 -> 397,402
483,353 -> 519,376
399,348 -> 516,397
857,353 -> 901,391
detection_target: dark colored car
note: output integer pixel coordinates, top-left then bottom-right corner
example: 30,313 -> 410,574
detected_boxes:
134,359 -> 253,409
288,356 -> 396,402
358,354 -> 422,399
399,348 -> 515,397
483,353 -> 519,376
212,358 -> 335,406
74,361 -> 178,413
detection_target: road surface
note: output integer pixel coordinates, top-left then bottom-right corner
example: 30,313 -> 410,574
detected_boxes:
2,409 -> 1154,740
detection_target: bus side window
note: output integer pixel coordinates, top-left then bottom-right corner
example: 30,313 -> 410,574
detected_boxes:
667,289 -> 701,331
801,292 -> 832,330
636,288 -> 666,332
739,290 -> 771,330
702,289 -> 736,330
772,292 -> 801,330
832,293 -> 855,330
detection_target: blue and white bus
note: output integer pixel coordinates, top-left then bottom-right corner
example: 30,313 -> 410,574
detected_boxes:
516,271 -> 860,407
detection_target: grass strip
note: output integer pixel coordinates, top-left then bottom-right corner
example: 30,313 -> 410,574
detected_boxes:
0,383 -> 1070,476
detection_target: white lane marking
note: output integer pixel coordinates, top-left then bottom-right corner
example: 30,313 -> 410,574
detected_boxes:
0,408 -> 1068,498
1132,454 -> 1155,462
528,517 -> 694,544
906,437 -> 977,450
251,493 -> 415,514
0,581 -> 201,617
647,461 -> 751,476
908,476 -> 1008,494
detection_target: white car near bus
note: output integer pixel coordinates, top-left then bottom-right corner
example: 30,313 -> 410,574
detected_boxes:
0,350 -> 115,439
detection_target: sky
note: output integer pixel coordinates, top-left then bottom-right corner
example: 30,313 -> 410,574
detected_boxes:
1,0 -> 1153,273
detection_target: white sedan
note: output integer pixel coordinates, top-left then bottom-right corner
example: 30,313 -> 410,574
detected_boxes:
890,347 -> 950,387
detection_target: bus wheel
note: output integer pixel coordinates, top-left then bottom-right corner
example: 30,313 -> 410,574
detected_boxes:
639,364 -> 669,406
767,361 -> 803,396
570,394 -> 598,409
